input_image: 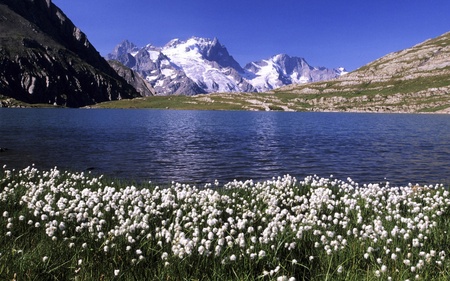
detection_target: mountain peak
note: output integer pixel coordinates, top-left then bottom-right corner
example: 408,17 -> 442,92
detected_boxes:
165,37 -> 221,54
272,53 -> 291,61
108,40 -> 139,58
165,38 -> 182,48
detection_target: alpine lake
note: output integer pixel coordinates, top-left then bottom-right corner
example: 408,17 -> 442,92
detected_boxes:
1,108 -> 450,187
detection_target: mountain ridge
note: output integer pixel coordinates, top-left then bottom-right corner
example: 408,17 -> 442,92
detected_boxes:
243,53 -> 347,91
107,37 -> 346,95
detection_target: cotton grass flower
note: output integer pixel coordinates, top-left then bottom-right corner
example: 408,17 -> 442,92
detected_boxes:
2,166 -> 450,279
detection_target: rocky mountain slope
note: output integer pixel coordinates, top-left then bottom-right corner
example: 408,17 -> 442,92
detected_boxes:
272,31 -> 450,113
108,37 -> 345,95
0,0 -> 151,107
107,60 -> 155,97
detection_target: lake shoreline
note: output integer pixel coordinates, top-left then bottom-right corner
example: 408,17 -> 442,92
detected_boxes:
4,91 -> 450,113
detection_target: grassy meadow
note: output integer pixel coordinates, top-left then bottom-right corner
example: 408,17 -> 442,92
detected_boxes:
91,93 -> 300,112
1,165 -> 450,280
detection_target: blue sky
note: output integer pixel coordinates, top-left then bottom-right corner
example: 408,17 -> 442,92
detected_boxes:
52,0 -> 450,71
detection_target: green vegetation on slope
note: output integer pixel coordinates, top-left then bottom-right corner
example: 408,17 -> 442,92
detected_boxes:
93,93 -> 306,112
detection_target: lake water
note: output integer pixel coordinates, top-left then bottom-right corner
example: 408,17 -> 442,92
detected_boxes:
1,108 -> 450,186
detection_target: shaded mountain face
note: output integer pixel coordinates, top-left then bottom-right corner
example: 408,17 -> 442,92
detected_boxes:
273,31 -> 450,113
107,60 -> 155,97
0,0 -> 141,107
108,37 -> 345,95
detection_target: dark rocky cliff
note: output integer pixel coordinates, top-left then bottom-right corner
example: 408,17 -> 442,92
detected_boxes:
0,0 -> 141,107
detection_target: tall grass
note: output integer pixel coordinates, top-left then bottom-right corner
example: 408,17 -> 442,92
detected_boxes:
1,165 -> 449,280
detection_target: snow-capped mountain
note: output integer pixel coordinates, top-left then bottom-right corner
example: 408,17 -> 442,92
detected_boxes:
155,37 -> 255,93
107,37 -> 346,95
244,54 -> 347,92
107,40 -> 204,95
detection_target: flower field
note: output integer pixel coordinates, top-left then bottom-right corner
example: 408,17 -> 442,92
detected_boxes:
1,165 -> 450,280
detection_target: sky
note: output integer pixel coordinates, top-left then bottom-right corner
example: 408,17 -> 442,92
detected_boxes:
52,0 -> 450,71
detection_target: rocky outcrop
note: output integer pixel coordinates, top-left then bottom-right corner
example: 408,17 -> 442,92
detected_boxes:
0,0 -> 141,107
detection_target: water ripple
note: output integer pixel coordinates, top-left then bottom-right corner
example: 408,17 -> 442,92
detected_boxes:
1,109 -> 450,186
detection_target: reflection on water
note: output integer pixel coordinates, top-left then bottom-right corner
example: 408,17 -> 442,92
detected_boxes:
1,108 -> 450,186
